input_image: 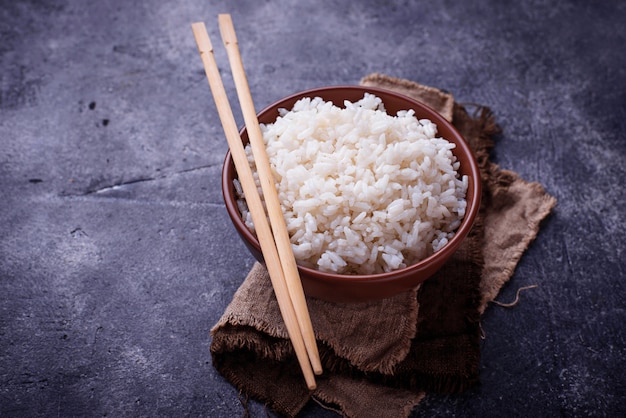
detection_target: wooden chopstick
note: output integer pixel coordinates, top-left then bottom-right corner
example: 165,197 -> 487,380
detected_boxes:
217,13 -> 322,376
191,21 -> 319,389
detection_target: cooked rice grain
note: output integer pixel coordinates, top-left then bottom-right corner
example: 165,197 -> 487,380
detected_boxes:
242,93 -> 467,274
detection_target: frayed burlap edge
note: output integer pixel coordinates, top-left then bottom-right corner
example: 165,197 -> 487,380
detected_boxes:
479,177 -> 557,312
309,286 -> 420,375
312,375 -> 426,418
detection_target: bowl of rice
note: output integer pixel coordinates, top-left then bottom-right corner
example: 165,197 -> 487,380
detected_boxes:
222,86 -> 481,302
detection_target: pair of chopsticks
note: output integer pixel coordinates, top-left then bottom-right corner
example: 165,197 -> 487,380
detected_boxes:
191,15 -> 321,390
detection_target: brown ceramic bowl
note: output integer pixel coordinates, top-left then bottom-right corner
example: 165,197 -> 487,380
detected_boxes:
222,86 -> 481,303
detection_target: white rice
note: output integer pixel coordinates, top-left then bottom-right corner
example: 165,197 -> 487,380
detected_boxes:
241,93 -> 467,274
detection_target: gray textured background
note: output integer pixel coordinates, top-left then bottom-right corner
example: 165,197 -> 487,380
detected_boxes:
1,0 -> 624,416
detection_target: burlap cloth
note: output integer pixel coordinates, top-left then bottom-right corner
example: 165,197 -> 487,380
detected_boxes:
210,73 -> 557,417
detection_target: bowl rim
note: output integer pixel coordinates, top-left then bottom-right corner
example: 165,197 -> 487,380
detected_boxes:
222,85 -> 481,283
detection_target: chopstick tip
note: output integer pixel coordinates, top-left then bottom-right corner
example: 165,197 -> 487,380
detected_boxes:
191,22 -> 213,54
190,21 -> 206,32
218,14 -> 238,45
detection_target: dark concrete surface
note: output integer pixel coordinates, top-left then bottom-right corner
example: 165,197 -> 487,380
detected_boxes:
1,0 -> 624,416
